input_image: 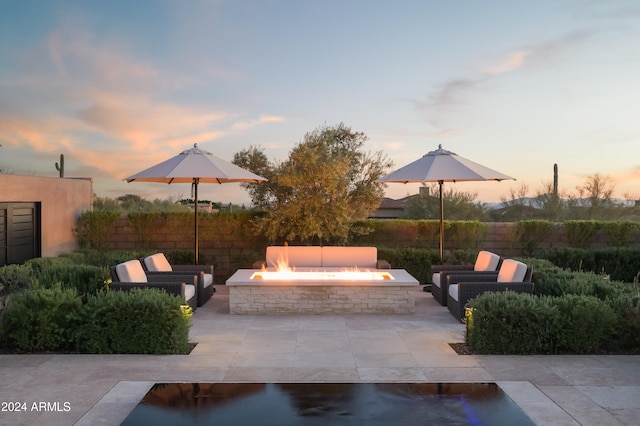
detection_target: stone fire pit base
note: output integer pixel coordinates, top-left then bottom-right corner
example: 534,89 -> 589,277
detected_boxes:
226,269 -> 419,314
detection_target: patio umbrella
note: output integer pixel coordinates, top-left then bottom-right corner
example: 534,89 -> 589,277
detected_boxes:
125,143 -> 266,264
376,144 -> 514,263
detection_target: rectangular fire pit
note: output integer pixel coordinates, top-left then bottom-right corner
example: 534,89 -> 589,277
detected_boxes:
226,269 -> 419,314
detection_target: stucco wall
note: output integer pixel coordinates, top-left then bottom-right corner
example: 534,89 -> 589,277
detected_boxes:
0,174 -> 93,257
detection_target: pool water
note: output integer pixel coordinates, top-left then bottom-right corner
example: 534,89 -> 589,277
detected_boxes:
120,382 -> 536,426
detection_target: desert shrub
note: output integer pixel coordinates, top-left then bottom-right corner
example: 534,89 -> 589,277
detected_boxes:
0,287 -> 82,352
166,250 -> 196,265
447,221 -> 489,249
24,256 -> 75,274
563,220 -> 599,248
544,247 -> 595,272
0,264 -> 35,296
602,221 -> 640,247
466,291 -> 560,354
593,247 -> 640,282
377,247 -> 439,284
531,267 -> 575,297
75,211 -> 120,250
77,289 -> 191,354
551,294 -> 617,353
36,264 -> 109,299
606,292 -> 640,351
508,220 -> 557,257
71,249 -> 157,269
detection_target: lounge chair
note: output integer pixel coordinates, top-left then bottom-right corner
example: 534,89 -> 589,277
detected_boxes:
431,251 -> 502,306
110,259 -> 198,310
141,253 -> 215,307
447,259 -> 534,320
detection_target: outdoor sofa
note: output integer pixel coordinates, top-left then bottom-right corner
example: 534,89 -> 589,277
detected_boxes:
110,260 -> 198,310
253,246 -> 391,270
446,259 -> 534,320
431,250 -> 502,306
141,253 -> 215,307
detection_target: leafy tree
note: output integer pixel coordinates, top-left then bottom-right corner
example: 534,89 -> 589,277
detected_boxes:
402,183 -> 487,220
233,123 -> 392,243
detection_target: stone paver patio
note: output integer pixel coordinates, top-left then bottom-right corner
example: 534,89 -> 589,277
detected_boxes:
0,285 -> 638,425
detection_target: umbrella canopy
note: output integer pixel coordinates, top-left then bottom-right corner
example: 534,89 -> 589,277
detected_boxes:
376,144 -> 514,263
125,143 -> 266,264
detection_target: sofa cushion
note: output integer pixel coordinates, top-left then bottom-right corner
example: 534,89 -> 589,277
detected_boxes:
321,247 -> 377,268
497,259 -> 528,282
265,246 -> 322,268
474,251 -> 500,272
116,260 -> 148,283
448,283 -> 458,301
143,253 -> 173,272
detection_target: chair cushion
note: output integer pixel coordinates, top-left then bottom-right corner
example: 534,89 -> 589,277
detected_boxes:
185,284 -> 196,301
497,259 -> 528,282
203,273 -> 213,288
116,260 -> 148,283
474,251 -> 500,272
432,273 -> 441,288
448,283 -> 459,301
144,253 -> 173,272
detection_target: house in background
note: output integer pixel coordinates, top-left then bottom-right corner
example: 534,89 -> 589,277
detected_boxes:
0,174 -> 92,266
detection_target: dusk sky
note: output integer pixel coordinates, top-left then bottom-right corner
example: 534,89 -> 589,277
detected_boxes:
1,0 -> 639,206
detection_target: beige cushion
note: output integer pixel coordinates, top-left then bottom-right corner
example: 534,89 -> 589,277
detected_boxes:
185,284 -> 195,301
448,283 -> 458,301
321,247 -> 377,268
116,260 -> 147,282
432,273 -> 441,288
474,251 -> 500,271
203,274 -> 213,288
265,246 -> 322,268
497,259 -> 528,282
144,253 -> 173,272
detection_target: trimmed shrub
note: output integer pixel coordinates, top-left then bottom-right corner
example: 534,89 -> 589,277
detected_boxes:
602,221 -> 640,247
563,220 -> 599,248
593,247 -> 640,282
509,220 -> 556,257
0,287 -> 82,352
76,288 -> 191,354
551,294 -> 617,354
36,264 -> 109,299
0,264 -> 35,296
466,291 -> 560,354
544,247 -> 595,272
377,247 -> 440,284
606,292 -> 640,352
75,210 -> 120,250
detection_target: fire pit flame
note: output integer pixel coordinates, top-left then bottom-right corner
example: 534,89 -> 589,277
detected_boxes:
251,257 -> 394,281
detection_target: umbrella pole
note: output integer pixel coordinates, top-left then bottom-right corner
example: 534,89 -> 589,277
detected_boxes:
194,178 -> 199,265
439,180 -> 444,264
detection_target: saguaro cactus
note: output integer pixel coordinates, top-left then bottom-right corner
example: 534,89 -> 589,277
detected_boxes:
55,153 -> 64,177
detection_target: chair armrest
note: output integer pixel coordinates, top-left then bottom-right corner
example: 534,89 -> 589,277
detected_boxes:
145,272 -> 198,285
377,259 -> 391,269
432,264 -> 473,274
458,281 -> 535,302
109,281 -> 187,297
171,264 -> 214,275
446,271 -> 499,285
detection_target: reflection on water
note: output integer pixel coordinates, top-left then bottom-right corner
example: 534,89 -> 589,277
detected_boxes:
120,382 -> 535,426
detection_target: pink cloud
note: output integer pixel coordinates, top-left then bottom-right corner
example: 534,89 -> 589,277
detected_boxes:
481,50 -> 530,75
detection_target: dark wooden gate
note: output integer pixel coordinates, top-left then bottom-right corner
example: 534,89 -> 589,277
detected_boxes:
0,202 -> 41,266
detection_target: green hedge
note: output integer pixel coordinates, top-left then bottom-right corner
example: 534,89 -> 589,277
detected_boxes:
466,271 -> 640,354
77,289 -> 191,354
1,287 -> 83,352
544,247 -> 640,282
